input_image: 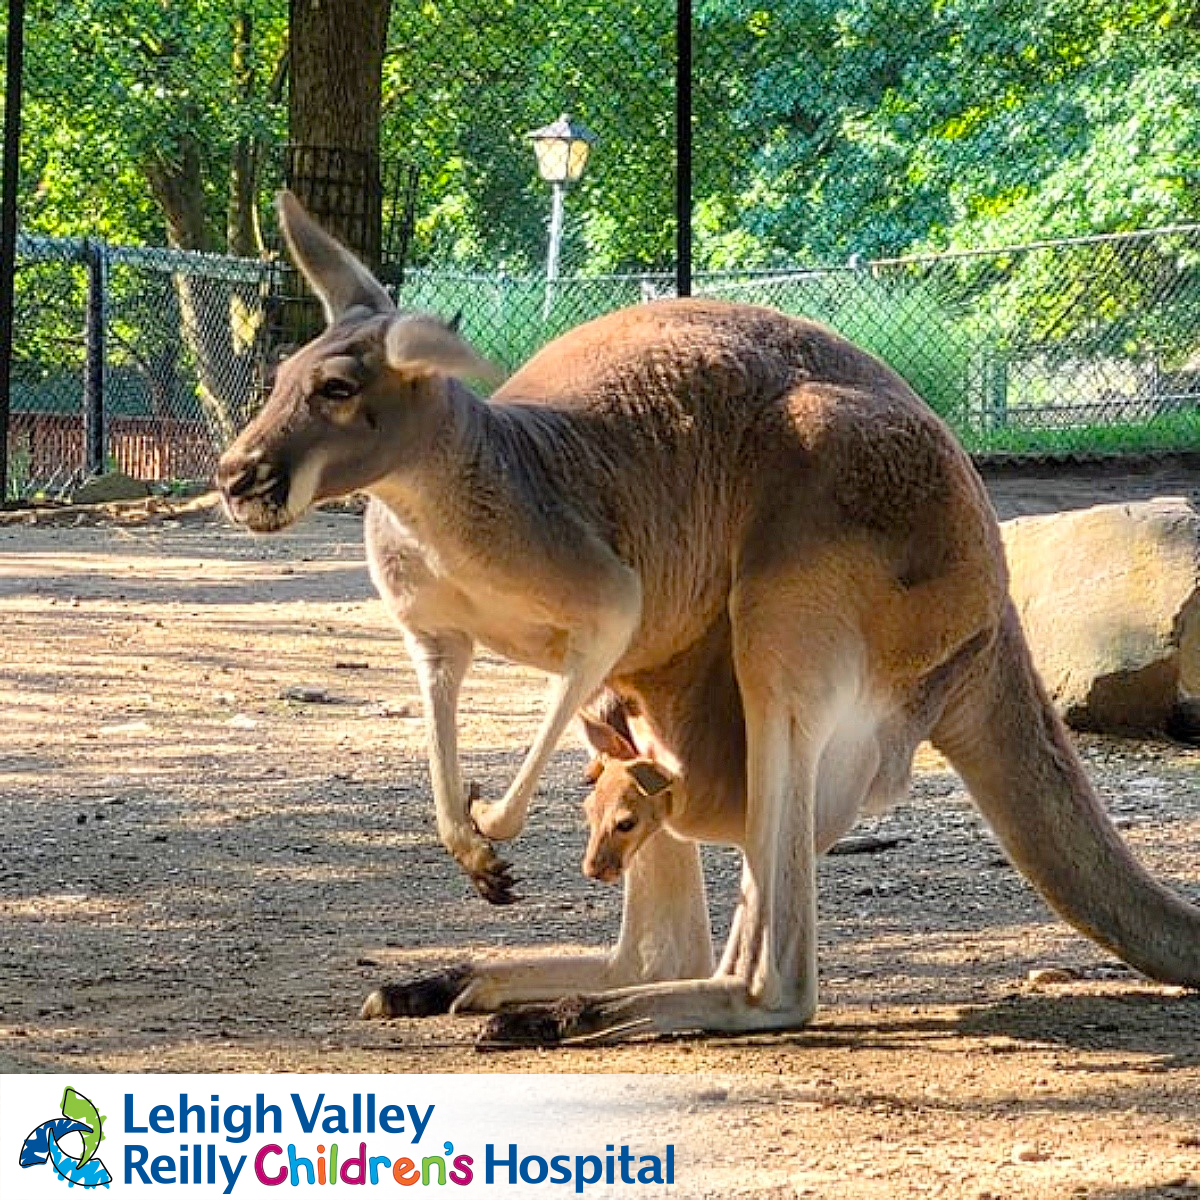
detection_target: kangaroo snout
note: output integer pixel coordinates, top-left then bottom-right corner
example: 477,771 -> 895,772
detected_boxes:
582,846 -> 623,884
217,447 -> 293,530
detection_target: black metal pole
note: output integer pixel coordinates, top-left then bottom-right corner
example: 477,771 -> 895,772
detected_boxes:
83,239 -> 106,475
0,0 -> 27,500
675,0 -> 692,298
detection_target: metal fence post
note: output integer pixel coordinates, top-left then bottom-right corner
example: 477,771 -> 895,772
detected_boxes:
83,238 -> 107,475
0,0 -> 27,500
675,0 -> 692,298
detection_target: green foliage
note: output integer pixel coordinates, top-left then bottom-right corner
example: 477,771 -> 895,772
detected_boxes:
7,0 -> 1199,476
696,0 -> 1200,262
15,0 -> 1200,267
17,0 -> 285,246
384,0 -> 674,272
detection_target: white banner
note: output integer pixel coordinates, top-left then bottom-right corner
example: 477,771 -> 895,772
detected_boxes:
0,1075 -> 715,1199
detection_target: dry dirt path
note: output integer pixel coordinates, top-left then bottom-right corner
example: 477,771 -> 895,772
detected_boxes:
1,465 -> 1198,1198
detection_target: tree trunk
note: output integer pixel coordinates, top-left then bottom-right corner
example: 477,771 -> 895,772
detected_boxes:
287,0 -> 391,266
144,135 -> 218,254
144,127 -> 252,447
227,11 -> 265,259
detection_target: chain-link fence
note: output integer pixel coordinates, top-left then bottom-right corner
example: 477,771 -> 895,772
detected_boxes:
697,224 -> 1200,456
396,224 -> 1200,457
9,235 -> 273,496
7,236 -> 89,497
9,221 -> 1200,496
5,0 -> 1199,494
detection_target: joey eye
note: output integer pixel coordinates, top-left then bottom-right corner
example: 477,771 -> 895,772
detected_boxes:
615,816 -> 637,834
317,377 -> 358,401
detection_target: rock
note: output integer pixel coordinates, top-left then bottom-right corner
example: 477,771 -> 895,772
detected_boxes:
1001,498 -> 1200,737
280,685 -> 333,703
1026,966 -> 1079,986
1011,1143 -> 1050,1164
72,471 -> 152,504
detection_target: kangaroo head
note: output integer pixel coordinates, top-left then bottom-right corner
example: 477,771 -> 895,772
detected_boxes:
218,192 -> 495,533
580,717 -> 678,883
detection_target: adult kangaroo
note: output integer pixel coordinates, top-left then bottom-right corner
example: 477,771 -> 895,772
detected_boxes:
218,194 -> 1200,1045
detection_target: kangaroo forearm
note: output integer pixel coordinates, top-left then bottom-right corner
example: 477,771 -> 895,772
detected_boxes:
472,584 -> 642,842
407,632 -> 472,838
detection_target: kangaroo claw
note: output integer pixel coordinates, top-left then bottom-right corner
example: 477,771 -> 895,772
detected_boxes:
469,851 -> 520,905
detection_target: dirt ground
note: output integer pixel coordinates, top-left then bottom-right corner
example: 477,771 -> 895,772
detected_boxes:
2,462 -> 1199,1199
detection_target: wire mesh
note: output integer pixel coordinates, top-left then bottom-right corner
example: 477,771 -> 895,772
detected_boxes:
7,235 -> 88,498
102,245 -> 274,482
6,0 -> 1199,489
7,236 -> 275,496
698,225 -> 1200,455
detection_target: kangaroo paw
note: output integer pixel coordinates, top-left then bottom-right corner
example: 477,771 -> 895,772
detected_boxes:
451,808 -> 521,905
466,845 -> 520,905
361,963 -> 475,1019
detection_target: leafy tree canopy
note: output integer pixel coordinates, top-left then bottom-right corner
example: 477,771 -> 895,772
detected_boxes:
9,0 -> 1199,267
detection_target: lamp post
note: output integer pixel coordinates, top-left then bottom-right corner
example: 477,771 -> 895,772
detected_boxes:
527,114 -> 596,319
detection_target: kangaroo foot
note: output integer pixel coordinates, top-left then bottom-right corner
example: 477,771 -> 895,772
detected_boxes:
476,997 -> 595,1049
476,978 -> 817,1047
361,963 -> 474,1019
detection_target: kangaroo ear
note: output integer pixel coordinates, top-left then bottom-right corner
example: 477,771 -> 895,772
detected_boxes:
628,760 -> 675,797
579,712 -> 638,761
276,190 -> 394,323
385,314 -> 503,383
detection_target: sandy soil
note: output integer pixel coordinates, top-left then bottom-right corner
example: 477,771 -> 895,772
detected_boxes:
1,464 -> 1199,1198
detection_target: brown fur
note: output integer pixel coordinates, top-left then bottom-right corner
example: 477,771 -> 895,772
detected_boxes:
220,194 -> 1200,1043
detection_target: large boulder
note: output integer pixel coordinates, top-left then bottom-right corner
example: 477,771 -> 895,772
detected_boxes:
1001,498 -> 1200,738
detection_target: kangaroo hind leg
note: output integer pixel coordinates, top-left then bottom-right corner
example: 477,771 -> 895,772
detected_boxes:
482,579 -> 857,1044
361,829 -> 713,1019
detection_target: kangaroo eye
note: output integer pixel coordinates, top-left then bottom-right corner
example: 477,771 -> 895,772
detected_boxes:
318,377 -> 358,401
615,816 -> 637,834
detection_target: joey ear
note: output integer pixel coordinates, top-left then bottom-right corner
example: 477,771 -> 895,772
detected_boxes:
628,760 -> 675,797
276,190 -> 394,323
385,314 -> 503,383
580,712 -> 638,761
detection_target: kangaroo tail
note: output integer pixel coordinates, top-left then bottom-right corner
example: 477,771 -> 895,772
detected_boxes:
932,600 -> 1200,986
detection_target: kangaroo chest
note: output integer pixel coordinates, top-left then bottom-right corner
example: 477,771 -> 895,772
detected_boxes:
365,500 -> 574,672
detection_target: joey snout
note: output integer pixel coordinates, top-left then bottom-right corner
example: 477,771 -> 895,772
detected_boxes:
582,843 -> 624,884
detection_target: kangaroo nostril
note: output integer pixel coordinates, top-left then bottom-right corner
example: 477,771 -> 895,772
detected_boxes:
221,460 -> 258,499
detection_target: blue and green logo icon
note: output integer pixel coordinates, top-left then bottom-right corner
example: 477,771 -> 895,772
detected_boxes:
19,1086 -> 112,1189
